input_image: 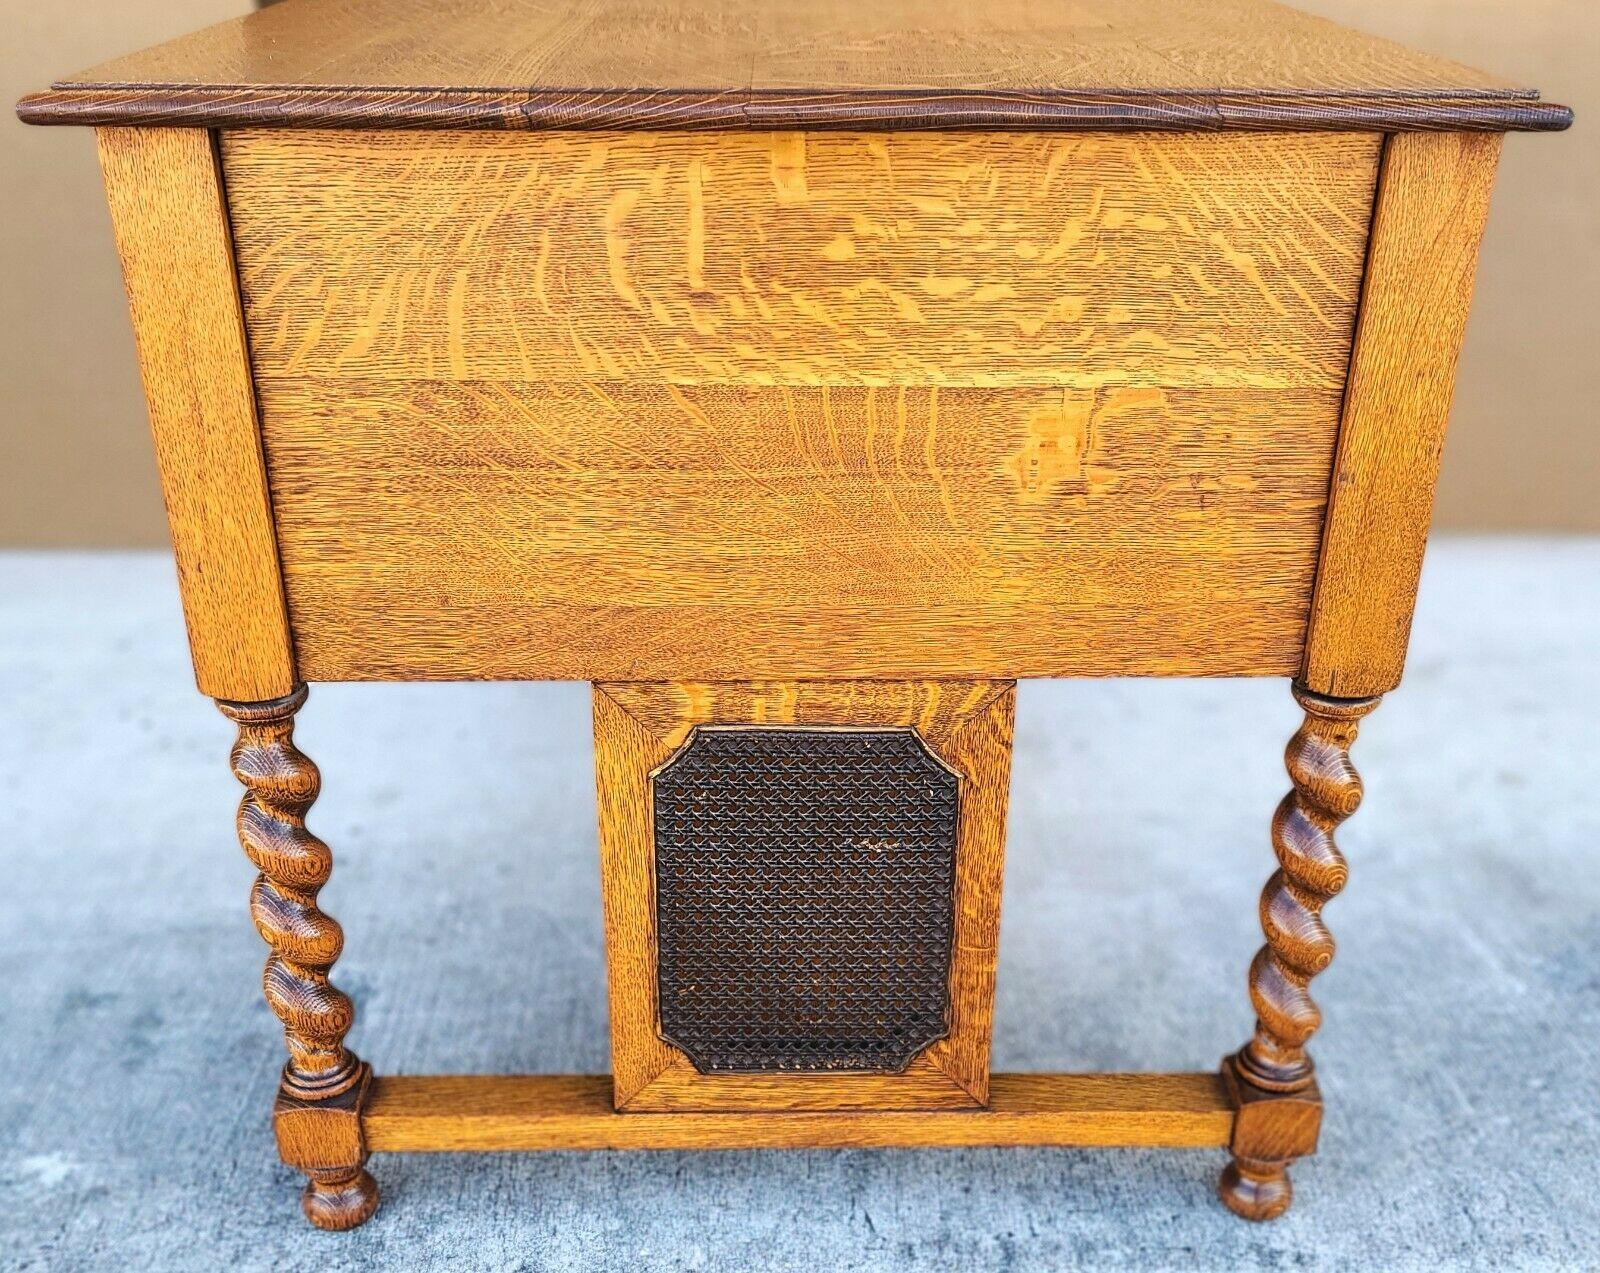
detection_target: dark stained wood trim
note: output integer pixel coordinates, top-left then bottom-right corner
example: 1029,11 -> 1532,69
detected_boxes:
19,85 -> 1574,133
1211,94 -> 1570,133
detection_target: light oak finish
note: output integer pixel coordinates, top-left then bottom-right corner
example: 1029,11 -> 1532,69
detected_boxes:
594,680 -> 1015,1111
18,0 -> 1571,131
1302,132 -> 1504,697
630,1057 -> 979,1114
602,680 -> 1012,752
225,129 -> 1377,389
257,380 -> 1347,682
364,1072 -> 1235,1152
96,126 -> 295,702
226,128 -> 1376,683
592,688 -> 676,1106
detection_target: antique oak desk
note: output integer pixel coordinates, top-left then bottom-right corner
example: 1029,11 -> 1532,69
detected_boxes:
21,0 -> 1570,1233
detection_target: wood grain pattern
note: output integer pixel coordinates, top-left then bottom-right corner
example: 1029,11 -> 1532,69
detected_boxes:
1302,132 -> 1503,698
215,685 -> 379,1231
1234,688 -> 1380,1094
273,1072 -> 379,1232
226,128 -> 1378,389
258,380 -> 1345,682
25,1 -> 1566,1235
18,0 -> 1571,132
601,680 -> 1012,752
591,687 -> 681,1106
1217,1068 -> 1321,1223
593,680 -> 1014,1112
364,1072 -> 1235,1151
632,1056 -> 979,1114
922,686 -> 1014,1100
1218,685 -> 1379,1222
227,127 -> 1372,683
95,127 -> 295,701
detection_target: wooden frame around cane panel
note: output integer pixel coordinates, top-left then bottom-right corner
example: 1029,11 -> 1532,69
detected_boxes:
593,680 -> 1015,1112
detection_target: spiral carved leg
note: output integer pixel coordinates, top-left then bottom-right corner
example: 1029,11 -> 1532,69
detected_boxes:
218,685 -> 379,1232
1219,685 -> 1380,1222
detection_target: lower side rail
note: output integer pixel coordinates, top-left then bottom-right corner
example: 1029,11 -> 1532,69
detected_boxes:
363,1072 -> 1234,1152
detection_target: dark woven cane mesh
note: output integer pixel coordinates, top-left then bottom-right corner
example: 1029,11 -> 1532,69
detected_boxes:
652,727 -> 959,1073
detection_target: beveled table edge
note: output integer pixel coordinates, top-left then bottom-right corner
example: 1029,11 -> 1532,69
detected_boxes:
17,84 -> 1575,133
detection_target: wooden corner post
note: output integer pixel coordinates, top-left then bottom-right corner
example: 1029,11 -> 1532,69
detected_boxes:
96,125 -> 295,703
1222,130 -> 1503,1220
97,128 -> 367,1226
1301,130 -> 1504,701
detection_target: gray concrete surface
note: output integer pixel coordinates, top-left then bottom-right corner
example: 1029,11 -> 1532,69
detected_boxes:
0,538 -> 1596,1271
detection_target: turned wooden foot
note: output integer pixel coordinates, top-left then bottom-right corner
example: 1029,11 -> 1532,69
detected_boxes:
302,1165 -> 381,1231
1218,1155 -> 1293,1222
219,685 -> 379,1231
1219,685 -> 1379,1220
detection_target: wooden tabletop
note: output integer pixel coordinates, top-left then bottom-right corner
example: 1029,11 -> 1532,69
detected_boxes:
18,0 -> 1571,132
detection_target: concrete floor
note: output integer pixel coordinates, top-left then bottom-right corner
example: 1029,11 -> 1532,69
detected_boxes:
0,538 -> 1596,1271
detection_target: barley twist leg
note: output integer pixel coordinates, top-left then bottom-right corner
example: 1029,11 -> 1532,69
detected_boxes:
1219,685 -> 1380,1221
218,685 -> 378,1231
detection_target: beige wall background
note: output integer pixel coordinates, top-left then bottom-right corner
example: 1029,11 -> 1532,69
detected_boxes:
3,1 -> 1594,545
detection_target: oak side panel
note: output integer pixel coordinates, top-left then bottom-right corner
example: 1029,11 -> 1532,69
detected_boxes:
96,127 -> 295,700
224,128 -> 1378,683
593,680 -> 1013,1112
1302,132 -> 1503,697
260,382 -> 1344,682
363,1072 -> 1235,1152
226,128 -> 1376,682
224,129 -> 1378,389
